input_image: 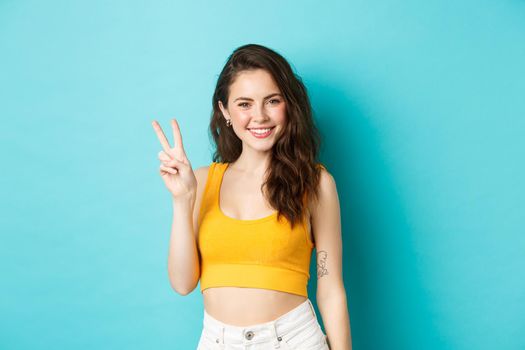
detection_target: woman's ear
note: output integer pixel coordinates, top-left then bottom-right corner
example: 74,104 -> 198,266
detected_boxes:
218,100 -> 230,120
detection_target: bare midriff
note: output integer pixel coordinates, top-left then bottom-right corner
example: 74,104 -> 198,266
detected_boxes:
202,287 -> 308,326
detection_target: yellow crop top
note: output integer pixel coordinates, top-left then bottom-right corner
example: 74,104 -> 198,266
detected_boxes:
197,162 -> 320,297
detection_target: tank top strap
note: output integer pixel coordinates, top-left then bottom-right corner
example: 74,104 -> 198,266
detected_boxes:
198,162 -> 226,227
205,162 -> 228,207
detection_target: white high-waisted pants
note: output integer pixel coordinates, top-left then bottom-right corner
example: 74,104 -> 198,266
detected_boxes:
196,298 -> 329,349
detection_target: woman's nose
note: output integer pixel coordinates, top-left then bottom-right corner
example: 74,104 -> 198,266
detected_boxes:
251,104 -> 269,121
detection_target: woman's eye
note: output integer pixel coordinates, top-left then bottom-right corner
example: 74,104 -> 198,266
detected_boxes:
238,102 -> 249,108
269,99 -> 281,105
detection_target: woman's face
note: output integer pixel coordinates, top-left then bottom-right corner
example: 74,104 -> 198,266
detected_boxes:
219,69 -> 287,152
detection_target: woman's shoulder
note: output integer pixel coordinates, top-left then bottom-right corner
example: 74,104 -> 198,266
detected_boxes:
194,161 -> 221,172
309,163 -> 334,199
194,161 -> 228,180
194,163 -> 216,185
316,163 -> 336,198
306,163 -> 337,212
194,163 -> 211,173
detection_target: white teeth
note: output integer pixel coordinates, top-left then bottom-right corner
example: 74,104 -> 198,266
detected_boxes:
250,128 -> 271,134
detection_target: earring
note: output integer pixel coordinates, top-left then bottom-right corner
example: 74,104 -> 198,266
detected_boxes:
226,119 -> 232,127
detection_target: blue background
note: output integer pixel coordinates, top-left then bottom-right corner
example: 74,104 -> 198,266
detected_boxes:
1,1 -> 524,349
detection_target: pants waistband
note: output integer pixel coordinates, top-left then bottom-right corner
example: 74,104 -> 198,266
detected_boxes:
202,298 -> 319,346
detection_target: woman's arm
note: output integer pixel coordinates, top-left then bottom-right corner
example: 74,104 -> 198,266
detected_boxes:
167,195 -> 200,295
311,169 -> 352,350
166,165 -> 209,295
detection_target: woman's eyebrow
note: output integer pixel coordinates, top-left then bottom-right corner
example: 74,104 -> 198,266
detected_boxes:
233,93 -> 282,102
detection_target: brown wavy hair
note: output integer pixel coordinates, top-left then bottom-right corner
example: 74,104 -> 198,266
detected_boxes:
209,43 -> 324,229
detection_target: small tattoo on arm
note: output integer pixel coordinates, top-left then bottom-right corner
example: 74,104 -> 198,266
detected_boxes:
317,250 -> 329,279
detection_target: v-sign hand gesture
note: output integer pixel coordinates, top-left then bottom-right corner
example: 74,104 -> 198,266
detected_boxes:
152,119 -> 197,202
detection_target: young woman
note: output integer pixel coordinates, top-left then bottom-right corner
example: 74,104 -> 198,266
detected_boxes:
152,44 -> 352,350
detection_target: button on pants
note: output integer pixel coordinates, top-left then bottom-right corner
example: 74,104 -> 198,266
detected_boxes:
196,298 -> 329,349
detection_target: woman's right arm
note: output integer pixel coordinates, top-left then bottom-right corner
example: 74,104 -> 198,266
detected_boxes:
151,118 -> 204,295
167,166 -> 208,295
167,195 -> 198,295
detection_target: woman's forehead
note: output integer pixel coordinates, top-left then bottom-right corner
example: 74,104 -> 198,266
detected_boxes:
229,69 -> 280,97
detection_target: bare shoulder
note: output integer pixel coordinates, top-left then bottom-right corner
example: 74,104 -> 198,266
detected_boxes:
194,165 -> 211,183
309,166 -> 338,210
319,167 -> 337,195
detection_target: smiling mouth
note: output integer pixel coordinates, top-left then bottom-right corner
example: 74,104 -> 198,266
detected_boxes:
248,126 -> 275,137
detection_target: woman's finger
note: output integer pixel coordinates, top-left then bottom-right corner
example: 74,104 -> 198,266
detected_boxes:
171,118 -> 187,161
158,150 -> 173,161
162,157 -> 185,168
152,121 -> 172,154
159,164 -> 178,175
